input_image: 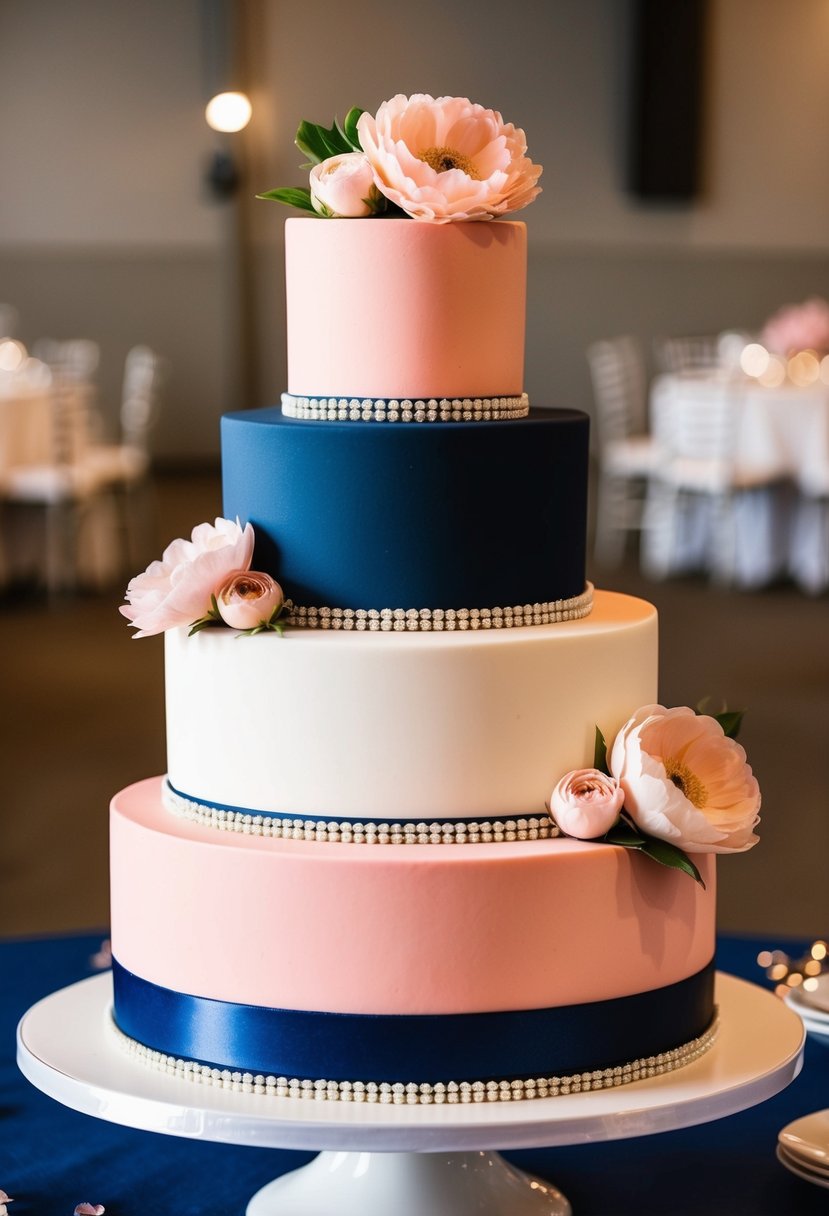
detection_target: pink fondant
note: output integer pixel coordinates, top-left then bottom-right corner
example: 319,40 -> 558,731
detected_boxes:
111,778 -> 716,1017
285,218 -> 526,399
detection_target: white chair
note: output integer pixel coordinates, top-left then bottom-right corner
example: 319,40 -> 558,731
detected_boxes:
1,380 -> 108,593
84,346 -> 165,570
641,381 -> 770,583
31,338 -> 100,384
587,336 -> 662,566
653,334 -> 721,375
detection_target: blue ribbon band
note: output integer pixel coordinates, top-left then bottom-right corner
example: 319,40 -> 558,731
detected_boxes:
164,779 -> 546,829
112,957 -> 715,1085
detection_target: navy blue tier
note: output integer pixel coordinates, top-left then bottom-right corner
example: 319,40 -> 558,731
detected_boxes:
222,407 -> 589,612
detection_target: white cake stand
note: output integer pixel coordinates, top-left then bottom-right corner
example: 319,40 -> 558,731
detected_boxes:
17,971 -> 803,1216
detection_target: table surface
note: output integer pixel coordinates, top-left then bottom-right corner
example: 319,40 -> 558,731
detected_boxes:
3,933 -> 828,1215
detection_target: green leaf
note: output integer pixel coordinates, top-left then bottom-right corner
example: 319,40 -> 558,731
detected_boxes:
188,616 -> 215,637
593,725 -> 609,775
603,819 -> 647,849
295,118 -> 353,165
640,838 -> 705,887
342,106 -> 365,150
256,187 -> 317,214
713,709 -> 744,739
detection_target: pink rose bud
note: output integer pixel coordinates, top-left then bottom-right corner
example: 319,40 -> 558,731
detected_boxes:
215,570 -> 284,631
549,768 -> 624,840
309,152 -> 382,218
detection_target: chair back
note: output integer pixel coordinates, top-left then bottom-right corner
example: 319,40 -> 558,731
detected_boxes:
120,346 -> 164,452
32,338 -> 100,384
653,335 -> 721,375
654,381 -> 739,468
587,336 -> 648,448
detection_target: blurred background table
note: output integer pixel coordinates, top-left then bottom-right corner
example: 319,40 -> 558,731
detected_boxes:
642,372 -> 829,591
2,932 -> 827,1215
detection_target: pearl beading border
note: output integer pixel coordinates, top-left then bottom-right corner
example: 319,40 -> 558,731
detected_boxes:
163,784 -> 556,845
112,1012 -> 718,1105
281,392 -> 530,423
284,584 -> 594,633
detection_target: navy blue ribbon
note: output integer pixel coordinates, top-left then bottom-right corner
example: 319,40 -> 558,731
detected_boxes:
165,780 -> 538,828
113,957 -> 715,1084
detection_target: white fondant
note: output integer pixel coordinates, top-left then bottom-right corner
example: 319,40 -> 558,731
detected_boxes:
165,590 -> 657,822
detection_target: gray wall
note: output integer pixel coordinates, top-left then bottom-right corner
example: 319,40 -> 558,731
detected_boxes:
2,0 -> 829,457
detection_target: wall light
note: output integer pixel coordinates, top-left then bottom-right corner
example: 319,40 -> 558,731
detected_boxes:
206,91 -> 252,133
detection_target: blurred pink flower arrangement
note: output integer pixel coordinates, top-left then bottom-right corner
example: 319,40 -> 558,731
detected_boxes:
549,703 -> 760,882
120,519 -> 286,638
761,296 -> 829,356
259,93 -> 542,223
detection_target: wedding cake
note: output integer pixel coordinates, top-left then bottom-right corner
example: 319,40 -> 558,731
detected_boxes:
113,95 -> 759,1105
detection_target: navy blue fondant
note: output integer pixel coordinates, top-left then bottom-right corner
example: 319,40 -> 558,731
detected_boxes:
221,408 -> 589,612
166,780 -> 539,828
112,957 -> 715,1085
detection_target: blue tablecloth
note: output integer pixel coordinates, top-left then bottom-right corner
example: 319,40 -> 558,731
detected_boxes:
2,933 -> 827,1215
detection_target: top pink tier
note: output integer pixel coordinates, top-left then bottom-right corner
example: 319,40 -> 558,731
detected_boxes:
285,218 -> 527,400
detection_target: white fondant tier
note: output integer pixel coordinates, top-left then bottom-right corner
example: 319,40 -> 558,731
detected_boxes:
164,590 -> 657,824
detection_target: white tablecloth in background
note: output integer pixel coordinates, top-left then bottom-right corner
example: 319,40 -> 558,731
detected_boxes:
644,373 -> 829,592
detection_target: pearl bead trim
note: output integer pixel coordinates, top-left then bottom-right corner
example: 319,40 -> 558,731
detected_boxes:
281,392 -> 530,423
163,783 -> 556,845
111,1012 -> 718,1104
284,584 -> 594,633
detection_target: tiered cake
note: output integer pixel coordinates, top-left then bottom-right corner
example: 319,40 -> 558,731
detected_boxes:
110,214 -> 720,1104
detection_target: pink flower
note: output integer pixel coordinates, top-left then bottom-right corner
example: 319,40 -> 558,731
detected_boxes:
74,1206 -> 105,1216
357,94 -> 542,223
610,705 -> 760,854
215,570 -> 284,630
120,518 -> 254,638
549,768 -> 624,840
309,152 -> 382,218
761,297 -> 829,355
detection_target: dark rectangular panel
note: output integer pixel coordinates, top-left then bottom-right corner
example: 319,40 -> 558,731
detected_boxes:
627,0 -> 706,200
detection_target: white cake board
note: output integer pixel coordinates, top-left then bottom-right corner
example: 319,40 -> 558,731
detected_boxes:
17,972 -> 803,1215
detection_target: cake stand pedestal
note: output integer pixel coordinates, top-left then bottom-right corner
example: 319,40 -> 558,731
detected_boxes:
17,971 -> 803,1216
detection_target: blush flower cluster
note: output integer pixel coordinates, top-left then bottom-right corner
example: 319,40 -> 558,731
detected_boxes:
120,518 -> 285,638
261,93 -> 542,224
549,704 -> 760,860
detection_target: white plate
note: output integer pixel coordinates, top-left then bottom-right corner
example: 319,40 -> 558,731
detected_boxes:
787,974 -> 829,1018
779,1109 -> 829,1169
777,1144 -> 829,1190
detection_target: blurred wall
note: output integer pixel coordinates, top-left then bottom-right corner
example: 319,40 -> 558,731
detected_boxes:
2,0 -> 829,458
0,0 -> 229,461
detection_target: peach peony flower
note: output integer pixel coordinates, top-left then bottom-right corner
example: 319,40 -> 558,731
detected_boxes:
120,518 -> 254,638
216,570 -> 284,630
610,705 -> 760,854
74,1206 -> 105,1216
309,152 -> 383,218
357,94 -> 542,223
549,768 -> 624,840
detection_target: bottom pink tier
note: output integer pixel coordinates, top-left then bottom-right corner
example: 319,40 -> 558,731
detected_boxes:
110,778 -> 717,1095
